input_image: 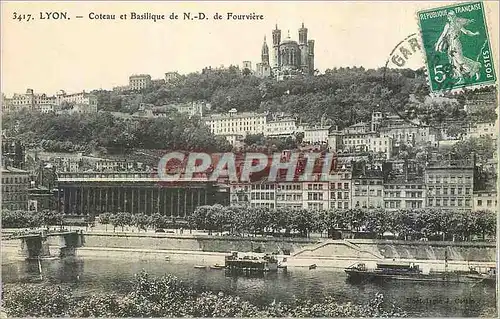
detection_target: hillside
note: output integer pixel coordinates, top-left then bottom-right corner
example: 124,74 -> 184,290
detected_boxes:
2,67 -> 497,154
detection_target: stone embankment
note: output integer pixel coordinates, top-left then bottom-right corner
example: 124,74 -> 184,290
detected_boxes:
2,231 -> 496,271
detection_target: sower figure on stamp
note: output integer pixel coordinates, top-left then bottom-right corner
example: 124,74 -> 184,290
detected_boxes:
434,10 -> 481,84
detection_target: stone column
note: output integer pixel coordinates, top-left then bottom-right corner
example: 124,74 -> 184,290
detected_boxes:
150,188 -> 154,214
131,188 -> 134,214
183,189 -> 188,218
123,188 -> 127,213
190,190 -> 195,216
99,188 -> 102,213
170,190 -> 174,218
105,188 -> 109,212
58,188 -> 61,214
80,187 -> 84,214
163,189 -> 167,215
111,189 -> 114,213
157,188 -> 160,214
177,189 -> 181,218
86,188 -> 91,216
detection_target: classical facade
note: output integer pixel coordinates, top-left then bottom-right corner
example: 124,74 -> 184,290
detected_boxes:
56,171 -> 229,217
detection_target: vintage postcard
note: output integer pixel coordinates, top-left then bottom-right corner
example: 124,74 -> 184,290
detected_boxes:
1,1 -> 498,318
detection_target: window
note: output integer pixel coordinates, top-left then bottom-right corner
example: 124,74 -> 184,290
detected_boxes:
344,183 -> 349,189
477,200 -> 483,206
487,200 -> 492,207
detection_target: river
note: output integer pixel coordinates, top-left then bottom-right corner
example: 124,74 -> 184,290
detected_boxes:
1,255 -> 496,317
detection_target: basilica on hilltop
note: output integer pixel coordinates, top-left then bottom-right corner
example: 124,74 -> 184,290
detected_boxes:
254,23 -> 315,80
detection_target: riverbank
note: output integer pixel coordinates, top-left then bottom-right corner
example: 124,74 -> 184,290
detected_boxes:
2,241 -> 496,272
3,229 -> 496,271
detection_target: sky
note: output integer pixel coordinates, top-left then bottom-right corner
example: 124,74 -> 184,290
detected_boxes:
1,1 -> 499,95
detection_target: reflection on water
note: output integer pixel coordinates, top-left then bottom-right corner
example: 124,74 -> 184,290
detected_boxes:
1,256 -> 496,317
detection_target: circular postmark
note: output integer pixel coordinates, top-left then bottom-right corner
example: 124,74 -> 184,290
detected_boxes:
382,32 -> 428,126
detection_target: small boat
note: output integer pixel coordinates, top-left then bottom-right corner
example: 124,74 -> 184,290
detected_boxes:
194,265 -> 207,269
278,257 -> 288,270
164,256 -> 171,261
309,264 -> 317,270
210,264 -> 226,270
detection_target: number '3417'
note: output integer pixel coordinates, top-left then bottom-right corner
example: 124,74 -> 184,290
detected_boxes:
12,12 -> 33,22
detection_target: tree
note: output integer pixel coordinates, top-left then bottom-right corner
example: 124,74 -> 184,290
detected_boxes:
110,212 -> 133,232
39,210 -> 64,229
242,68 -> 252,76
148,213 -> 168,230
292,209 -> 315,238
364,209 -> 390,238
98,213 -> 112,231
451,136 -> 495,164
474,210 -> 496,240
133,213 -> 150,232
446,123 -> 467,139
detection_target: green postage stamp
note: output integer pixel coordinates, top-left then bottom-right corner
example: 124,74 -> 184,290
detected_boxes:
418,2 -> 496,93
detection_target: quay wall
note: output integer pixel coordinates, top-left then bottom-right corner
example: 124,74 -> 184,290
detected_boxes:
2,232 -> 496,263
295,239 -> 496,262
45,232 -> 318,254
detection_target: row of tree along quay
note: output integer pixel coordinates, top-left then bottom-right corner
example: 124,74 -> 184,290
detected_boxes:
1,270 -> 407,317
2,207 -> 495,242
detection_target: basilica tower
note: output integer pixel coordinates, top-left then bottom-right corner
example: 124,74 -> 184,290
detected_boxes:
308,39 -> 315,74
298,23 -> 309,73
272,24 -> 281,69
261,36 -> 270,65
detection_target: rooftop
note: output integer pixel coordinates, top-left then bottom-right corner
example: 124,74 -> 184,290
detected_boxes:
205,111 -> 267,120
1,166 -> 29,173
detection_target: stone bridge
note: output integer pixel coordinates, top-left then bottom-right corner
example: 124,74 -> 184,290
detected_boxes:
8,230 -> 85,259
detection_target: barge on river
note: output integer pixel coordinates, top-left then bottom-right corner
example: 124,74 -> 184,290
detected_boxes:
345,262 -> 485,283
225,252 -> 281,273
466,266 -> 496,285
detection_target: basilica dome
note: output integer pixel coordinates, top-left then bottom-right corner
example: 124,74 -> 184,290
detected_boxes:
280,37 -> 298,46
